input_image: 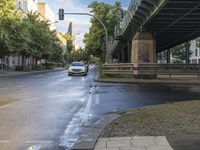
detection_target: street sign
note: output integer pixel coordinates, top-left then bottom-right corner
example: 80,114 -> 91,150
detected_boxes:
59,9 -> 64,20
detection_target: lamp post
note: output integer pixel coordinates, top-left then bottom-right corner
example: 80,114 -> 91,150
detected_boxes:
59,11 -> 109,63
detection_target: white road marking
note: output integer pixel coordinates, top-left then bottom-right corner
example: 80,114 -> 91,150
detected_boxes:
27,145 -> 41,150
0,140 -> 10,143
0,104 -> 11,109
25,140 -> 53,144
95,95 -> 100,105
81,87 -> 95,125
26,97 -> 38,102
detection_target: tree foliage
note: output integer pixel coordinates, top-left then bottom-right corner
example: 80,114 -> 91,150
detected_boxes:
69,48 -> 89,62
0,3 -> 64,68
0,0 -> 20,20
84,1 -> 121,62
171,42 -> 192,63
0,0 -> 21,56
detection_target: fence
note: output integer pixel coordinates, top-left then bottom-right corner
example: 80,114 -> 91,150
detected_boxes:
102,63 -> 200,78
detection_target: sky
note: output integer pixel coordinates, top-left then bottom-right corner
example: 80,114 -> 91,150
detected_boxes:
38,0 -> 131,48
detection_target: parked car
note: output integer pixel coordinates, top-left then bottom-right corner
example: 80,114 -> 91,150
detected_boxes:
68,62 -> 87,76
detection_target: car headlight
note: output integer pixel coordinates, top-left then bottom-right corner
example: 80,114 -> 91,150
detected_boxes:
69,68 -> 73,71
81,68 -> 86,71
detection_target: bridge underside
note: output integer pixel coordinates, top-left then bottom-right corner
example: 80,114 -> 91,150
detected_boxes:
113,0 -> 200,58
145,0 -> 200,52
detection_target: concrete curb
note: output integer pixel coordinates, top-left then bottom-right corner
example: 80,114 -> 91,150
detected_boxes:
93,67 -> 99,82
95,78 -> 200,85
71,114 -> 120,150
0,68 -> 65,78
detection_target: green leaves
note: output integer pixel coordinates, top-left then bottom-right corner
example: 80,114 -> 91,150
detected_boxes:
0,8 -> 64,65
84,1 -> 121,62
171,42 -> 192,63
0,0 -> 20,21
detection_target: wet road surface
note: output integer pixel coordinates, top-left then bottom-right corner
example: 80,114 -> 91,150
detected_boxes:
0,68 -> 200,150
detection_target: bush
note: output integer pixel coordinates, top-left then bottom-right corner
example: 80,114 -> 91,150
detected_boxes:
32,64 -> 43,70
15,66 -> 31,71
41,62 -> 64,69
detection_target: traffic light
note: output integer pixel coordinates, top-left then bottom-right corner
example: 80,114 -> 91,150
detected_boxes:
59,9 -> 64,20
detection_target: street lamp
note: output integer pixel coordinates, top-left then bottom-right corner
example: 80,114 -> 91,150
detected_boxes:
58,10 -> 109,63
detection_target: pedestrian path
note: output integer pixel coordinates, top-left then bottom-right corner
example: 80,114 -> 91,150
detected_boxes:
94,136 -> 173,150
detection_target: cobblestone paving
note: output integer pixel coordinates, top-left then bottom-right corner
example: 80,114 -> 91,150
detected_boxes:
94,136 -> 173,150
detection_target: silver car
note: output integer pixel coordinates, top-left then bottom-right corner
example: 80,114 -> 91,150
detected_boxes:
68,62 -> 87,76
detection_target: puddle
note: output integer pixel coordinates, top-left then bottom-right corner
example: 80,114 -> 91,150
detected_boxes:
27,145 -> 41,150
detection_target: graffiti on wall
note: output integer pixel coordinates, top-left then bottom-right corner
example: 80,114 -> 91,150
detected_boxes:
138,51 -> 150,62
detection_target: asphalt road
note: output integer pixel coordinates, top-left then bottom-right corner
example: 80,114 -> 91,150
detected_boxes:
0,68 -> 200,150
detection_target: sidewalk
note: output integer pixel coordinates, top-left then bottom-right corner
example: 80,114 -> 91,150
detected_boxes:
95,136 -> 173,150
0,68 -> 65,77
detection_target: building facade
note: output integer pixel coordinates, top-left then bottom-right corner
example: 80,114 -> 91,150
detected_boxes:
190,38 -> 200,64
37,2 -> 56,30
57,32 -> 67,54
16,0 -> 38,13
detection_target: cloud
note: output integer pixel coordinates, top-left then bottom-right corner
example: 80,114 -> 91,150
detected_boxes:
54,0 -> 91,12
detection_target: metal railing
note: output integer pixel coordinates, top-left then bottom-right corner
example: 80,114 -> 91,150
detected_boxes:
102,63 -> 200,78
115,0 -> 141,36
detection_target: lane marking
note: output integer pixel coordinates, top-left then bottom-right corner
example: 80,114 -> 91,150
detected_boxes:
95,95 -> 100,105
27,145 -> 41,150
0,104 -> 11,109
0,140 -> 11,143
81,87 -> 94,125
25,140 -> 54,144
26,97 -> 38,102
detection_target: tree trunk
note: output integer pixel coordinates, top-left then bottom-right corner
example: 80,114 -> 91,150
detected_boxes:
45,59 -> 47,70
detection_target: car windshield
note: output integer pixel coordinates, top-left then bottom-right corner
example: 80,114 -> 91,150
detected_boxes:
71,62 -> 85,66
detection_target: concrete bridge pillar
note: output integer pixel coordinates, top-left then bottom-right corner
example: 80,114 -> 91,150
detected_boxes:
131,32 -> 156,79
131,32 -> 156,63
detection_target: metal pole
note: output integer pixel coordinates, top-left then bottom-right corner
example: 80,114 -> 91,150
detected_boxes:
186,42 -> 190,64
1,56 -> 3,72
167,49 -> 170,64
63,13 -> 109,63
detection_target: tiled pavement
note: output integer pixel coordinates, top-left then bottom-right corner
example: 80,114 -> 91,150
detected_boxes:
94,136 -> 173,150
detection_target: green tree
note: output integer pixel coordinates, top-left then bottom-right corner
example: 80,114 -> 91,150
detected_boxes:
0,0 -> 20,58
0,4 -> 64,69
22,12 -> 63,67
69,48 -> 89,62
171,42 -> 192,63
84,1 -> 121,62
0,0 -> 20,20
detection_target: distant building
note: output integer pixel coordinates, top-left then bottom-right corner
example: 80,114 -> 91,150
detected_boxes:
16,0 -> 38,13
190,38 -> 200,64
57,32 -> 67,54
37,2 -> 56,30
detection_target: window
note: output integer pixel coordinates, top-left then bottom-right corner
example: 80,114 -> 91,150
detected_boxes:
191,59 -> 197,64
195,49 -> 198,56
